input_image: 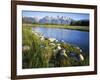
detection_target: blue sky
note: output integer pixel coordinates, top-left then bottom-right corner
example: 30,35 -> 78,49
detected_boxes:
22,11 -> 89,20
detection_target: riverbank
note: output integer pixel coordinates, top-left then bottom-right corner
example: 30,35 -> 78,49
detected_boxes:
23,23 -> 89,32
22,26 -> 89,69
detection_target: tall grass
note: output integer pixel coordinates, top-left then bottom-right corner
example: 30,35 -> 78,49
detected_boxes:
22,27 -> 54,68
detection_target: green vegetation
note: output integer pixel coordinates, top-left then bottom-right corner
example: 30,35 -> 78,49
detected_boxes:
22,25 -> 89,69
23,23 -> 89,32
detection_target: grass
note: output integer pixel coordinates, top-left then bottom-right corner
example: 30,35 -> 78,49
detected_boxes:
22,26 -> 54,68
22,25 -> 89,69
23,23 -> 89,32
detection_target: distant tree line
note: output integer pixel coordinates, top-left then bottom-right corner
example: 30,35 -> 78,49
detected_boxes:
70,20 -> 89,26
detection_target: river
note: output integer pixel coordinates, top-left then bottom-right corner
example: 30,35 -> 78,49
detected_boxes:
32,27 -> 89,54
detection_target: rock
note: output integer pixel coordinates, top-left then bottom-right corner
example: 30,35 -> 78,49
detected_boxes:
79,54 -> 84,61
76,47 -> 83,53
69,52 -> 84,61
49,43 -> 55,46
60,49 -> 68,58
69,52 -> 80,61
40,36 -> 45,41
22,46 -> 30,51
48,38 -> 56,42
69,52 -> 76,57
55,49 -> 68,66
32,31 -> 38,36
55,40 -> 59,42
39,33 -> 43,36
57,45 -> 61,50
80,49 -> 82,53
76,46 -> 80,50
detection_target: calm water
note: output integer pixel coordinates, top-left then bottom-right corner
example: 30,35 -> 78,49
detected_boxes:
33,27 -> 89,54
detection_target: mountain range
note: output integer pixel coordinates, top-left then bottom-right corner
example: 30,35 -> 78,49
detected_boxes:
23,16 -> 73,25
22,16 -> 89,26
